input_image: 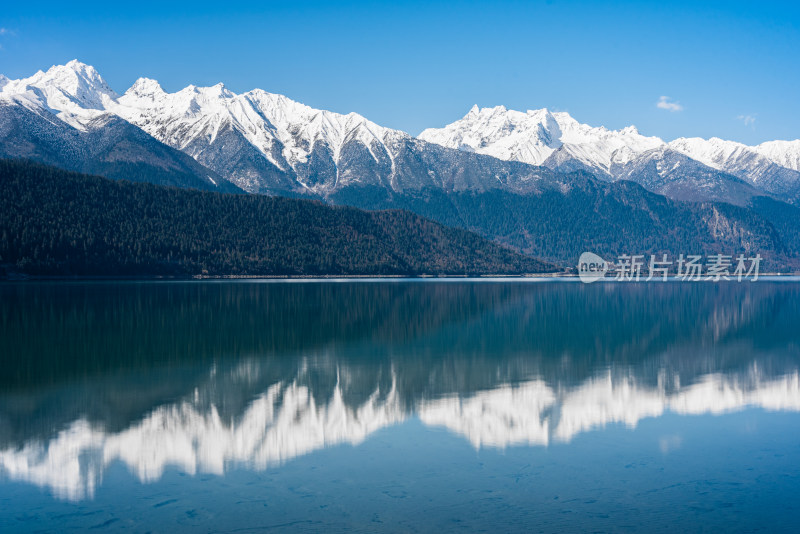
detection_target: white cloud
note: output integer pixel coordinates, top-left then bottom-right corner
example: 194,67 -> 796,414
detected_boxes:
0,28 -> 14,51
656,96 -> 683,112
737,114 -> 756,127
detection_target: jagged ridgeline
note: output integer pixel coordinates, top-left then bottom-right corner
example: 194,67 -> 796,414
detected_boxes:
0,159 -> 555,277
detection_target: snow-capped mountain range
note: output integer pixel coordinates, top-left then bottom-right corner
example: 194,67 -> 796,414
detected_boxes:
419,105 -> 800,199
1,61 -> 413,195
2,60 -> 799,204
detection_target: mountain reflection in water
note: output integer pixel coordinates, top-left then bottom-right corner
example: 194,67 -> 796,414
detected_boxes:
1,280 -> 799,500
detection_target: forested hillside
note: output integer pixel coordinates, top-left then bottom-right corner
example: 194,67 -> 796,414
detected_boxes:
331,178 -> 800,271
0,159 -> 555,277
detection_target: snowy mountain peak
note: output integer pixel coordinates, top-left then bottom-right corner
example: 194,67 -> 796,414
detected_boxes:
668,137 -> 747,165
177,83 -> 232,99
419,105 -> 663,172
0,59 -> 117,119
42,59 -> 118,101
202,82 -> 233,97
418,105 -> 563,165
125,77 -> 165,99
0,74 -> 8,90
63,59 -> 101,76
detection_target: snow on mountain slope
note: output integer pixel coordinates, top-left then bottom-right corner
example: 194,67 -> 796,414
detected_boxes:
3,61 -> 800,202
755,140 -> 800,172
116,80 -> 406,173
0,63 -> 244,192
0,61 -> 410,194
0,98 -> 239,192
419,105 -> 663,176
0,60 -> 118,129
612,146 -> 761,205
669,137 -> 800,195
420,105 -> 800,202
418,106 -> 563,165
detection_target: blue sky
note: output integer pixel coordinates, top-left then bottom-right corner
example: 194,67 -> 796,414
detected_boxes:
1,1 -> 798,144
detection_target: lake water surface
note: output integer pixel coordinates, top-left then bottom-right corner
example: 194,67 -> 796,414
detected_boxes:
1,280 -> 799,532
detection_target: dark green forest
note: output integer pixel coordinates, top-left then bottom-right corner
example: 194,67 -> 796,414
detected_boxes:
331,180 -> 800,270
0,159 -> 555,277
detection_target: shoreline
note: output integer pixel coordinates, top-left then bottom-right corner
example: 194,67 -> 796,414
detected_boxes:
0,272 -> 569,282
2,272 -> 800,283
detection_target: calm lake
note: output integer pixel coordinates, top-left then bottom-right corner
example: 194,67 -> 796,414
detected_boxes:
1,279 -> 799,532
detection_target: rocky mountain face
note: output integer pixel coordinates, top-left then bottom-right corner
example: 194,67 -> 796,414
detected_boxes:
0,101 -> 241,192
610,146 -> 761,205
0,62 -> 242,193
667,137 -> 800,201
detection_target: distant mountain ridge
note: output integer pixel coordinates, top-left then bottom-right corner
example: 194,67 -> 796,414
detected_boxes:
420,105 -> 800,204
3,60 -> 799,205
1,61 -> 412,195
